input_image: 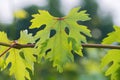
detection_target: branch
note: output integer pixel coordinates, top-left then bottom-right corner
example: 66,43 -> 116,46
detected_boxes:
0,42 -> 16,57
0,46 -> 12,57
0,42 -> 34,49
0,42 -> 10,47
0,42 -> 120,49
82,44 -> 120,49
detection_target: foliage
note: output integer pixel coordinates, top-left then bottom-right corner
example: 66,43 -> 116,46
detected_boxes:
0,7 -> 92,80
102,26 -> 120,44
0,30 -> 36,80
30,7 -> 91,72
101,26 -> 120,80
0,6 -> 119,80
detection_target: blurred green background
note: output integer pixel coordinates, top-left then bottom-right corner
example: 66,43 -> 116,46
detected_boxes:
0,0 -> 114,80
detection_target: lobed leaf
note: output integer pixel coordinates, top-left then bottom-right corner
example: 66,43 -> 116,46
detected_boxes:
102,26 -> 120,44
30,7 -> 91,72
101,50 -> 120,80
101,25 -> 120,80
0,30 -> 36,80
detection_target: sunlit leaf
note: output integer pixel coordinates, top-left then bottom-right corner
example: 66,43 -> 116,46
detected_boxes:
0,30 -> 36,80
101,50 -> 120,80
102,25 -> 120,80
102,25 -> 120,44
30,7 -> 91,72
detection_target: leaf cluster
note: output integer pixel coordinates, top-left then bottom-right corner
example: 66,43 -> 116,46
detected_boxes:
101,26 -> 120,80
0,7 -> 120,80
0,7 -> 91,80
0,30 -> 36,80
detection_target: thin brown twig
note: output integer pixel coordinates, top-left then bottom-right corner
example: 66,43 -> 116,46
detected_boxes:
82,44 -> 120,49
0,42 -> 120,50
0,42 -> 11,47
0,42 -> 120,57
0,43 -> 16,57
0,47 -> 12,57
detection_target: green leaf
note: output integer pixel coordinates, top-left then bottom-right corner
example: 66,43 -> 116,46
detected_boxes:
0,30 -> 36,80
0,31 -> 10,54
17,30 -> 35,44
5,49 -> 31,80
0,31 -> 10,68
101,25 -> 120,80
66,7 -> 91,21
101,50 -> 120,80
0,57 -> 5,68
102,25 -> 120,44
30,7 -> 91,72
0,31 -> 10,43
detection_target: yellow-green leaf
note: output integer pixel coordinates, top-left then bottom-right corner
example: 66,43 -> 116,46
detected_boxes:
102,25 -> 120,44
0,30 -> 36,80
0,31 -> 10,43
101,25 -> 120,80
5,49 -> 31,80
30,7 -> 91,72
101,50 -> 120,80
